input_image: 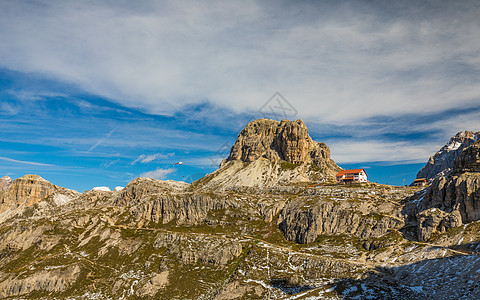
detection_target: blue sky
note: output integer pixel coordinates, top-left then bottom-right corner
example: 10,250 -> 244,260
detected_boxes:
1,0 -> 480,191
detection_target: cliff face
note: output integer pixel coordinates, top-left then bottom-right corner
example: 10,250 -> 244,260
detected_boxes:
417,131 -> 480,180
277,199 -> 404,244
225,119 -> 339,173
114,177 -> 188,206
0,174 -> 78,214
197,119 -> 340,189
416,142 -> 480,241
0,175 -> 56,213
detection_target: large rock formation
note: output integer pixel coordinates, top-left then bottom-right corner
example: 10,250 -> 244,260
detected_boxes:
0,174 -> 76,213
277,199 -> 404,244
197,119 -> 340,189
416,141 -> 480,241
115,177 -> 189,206
0,174 -> 56,213
417,131 -> 480,180
224,119 -> 338,172
452,141 -> 480,173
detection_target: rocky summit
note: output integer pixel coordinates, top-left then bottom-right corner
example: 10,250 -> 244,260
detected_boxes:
417,130 -> 480,180
1,121 -> 480,299
197,119 -> 340,190
224,119 -> 338,170
416,141 -> 480,241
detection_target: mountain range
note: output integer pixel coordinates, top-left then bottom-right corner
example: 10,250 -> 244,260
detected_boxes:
0,119 -> 480,299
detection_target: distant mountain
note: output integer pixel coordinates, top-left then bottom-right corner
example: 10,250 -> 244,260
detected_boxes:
417,131 -> 480,180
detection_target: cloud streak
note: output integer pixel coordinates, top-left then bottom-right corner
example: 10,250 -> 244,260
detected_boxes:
131,152 -> 175,165
0,156 -> 54,166
87,129 -> 117,152
141,168 -> 175,180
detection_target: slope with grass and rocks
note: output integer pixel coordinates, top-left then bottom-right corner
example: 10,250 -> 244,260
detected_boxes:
1,120 -> 480,299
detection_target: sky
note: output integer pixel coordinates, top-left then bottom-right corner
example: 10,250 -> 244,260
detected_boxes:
1,0 -> 480,191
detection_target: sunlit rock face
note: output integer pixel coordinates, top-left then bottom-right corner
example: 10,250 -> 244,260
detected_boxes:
417,131 -> 480,180
225,119 -> 339,174
0,174 -> 56,213
417,142 -> 480,241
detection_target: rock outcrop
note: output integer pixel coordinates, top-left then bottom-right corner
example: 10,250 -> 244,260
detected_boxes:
0,176 -> 12,191
452,141 -> 480,173
417,131 -> 480,180
0,175 -> 56,213
115,177 -> 189,206
131,193 -> 229,225
196,119 -> 340,189
0,265 -> 81,298
224,119 -> 339,173
277,198 -> 404,244
154,232 -> 242,266
0,174 -> 77,213
416,141 -> 480,241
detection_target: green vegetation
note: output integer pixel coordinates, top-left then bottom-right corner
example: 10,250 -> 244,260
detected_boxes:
280,160 -> 298,170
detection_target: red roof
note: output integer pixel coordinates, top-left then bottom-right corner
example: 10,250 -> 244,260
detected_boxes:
336,169 -> 366,177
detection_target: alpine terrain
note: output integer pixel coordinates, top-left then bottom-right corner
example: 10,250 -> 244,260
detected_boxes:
1,119 -> 480,299
417,131 -> 480,181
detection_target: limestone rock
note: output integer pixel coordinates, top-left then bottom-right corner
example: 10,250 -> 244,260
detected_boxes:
277,198 -> 404,244
417,131 -> 480,180
225,119 -> 339,173
131,193 -> 229,225
452,141 -> 480,173
154,232 -> 242,266
136,271 -> 169,297
115,177 -> 189,206
0,265 -> 80,298
416,143 -> 480,241
197,119 -> 340,189
417,208 -> 462,241
0,176 -> 12,191
0,175 -> 56,213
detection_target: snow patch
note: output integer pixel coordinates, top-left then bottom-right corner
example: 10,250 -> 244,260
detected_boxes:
92,186 -> 111,192
53,193 -> 73,206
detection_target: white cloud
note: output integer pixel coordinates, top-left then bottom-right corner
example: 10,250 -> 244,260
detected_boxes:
132,152 -> 175,165
0,156 -> 54,166
141,168 -> 175,180
329,140 -> 440,165
0,0 -> 479,127
87,129 -> 116,152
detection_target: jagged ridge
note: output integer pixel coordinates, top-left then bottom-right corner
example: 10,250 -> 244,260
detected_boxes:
417,130 -> 480,180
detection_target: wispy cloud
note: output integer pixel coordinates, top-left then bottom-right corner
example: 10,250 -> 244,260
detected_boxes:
87,129 -> 116,152
0,1 -> 479,125
0,156 -> 54,166
329,140 -> 440,165
141,168 -> 175,180
131,152 -> 175,165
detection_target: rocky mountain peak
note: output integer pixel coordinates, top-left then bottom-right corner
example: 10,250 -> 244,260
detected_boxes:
224,118 -> 338,170
417,130 -> 480,180
0,174 -> 57,213
196,119 -> 340,189
452,141 -> 480,173
416,141 -> 480,241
